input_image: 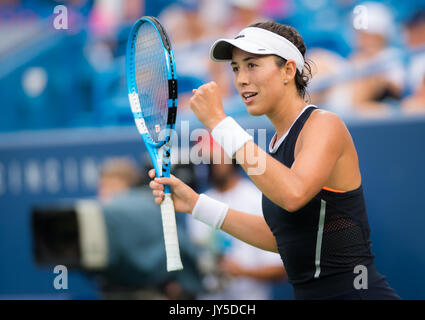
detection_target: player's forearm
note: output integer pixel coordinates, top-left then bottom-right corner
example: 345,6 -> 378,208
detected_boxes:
235,140 -> 306,212
220,209 -> 278,253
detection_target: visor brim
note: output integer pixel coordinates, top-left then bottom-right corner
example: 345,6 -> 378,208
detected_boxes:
210,38 -> 274,62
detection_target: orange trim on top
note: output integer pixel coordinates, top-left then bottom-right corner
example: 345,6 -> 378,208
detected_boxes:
322,186 -> 347,193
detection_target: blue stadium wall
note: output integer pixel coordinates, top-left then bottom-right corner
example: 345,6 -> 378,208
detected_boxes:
0,115 -> 424,300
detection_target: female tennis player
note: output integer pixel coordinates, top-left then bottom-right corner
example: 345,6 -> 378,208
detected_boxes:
149,21 -> 400,299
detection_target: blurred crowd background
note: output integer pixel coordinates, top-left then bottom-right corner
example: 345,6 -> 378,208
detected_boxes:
1,0 -> 425,300
0,0 -> 424,132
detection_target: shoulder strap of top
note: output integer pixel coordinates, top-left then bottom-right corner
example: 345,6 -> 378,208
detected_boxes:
281,106 -> 317,166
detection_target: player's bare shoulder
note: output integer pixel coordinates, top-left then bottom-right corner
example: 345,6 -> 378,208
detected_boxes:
298,109 -> 351,154
305,109 -> 350,139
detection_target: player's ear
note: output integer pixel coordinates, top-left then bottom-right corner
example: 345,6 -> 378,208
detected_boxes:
279,59 -> 296,83
284,60 -> 297,81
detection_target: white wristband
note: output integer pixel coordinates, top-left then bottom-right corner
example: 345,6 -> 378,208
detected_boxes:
192,194 -> 229,229
211,116 -> 253,159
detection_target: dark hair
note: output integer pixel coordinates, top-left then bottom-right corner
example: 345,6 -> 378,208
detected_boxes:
249,21 -> 312,100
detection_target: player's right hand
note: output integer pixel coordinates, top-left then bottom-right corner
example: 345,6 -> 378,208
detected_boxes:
148,169 -> 199,214
190,81 -> 227,130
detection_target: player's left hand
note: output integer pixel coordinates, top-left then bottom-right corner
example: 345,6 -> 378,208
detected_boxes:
190,81 -> 227,130
148,169 -> 199,214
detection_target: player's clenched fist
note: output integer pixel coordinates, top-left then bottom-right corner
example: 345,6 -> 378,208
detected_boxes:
190,81 -> 227,130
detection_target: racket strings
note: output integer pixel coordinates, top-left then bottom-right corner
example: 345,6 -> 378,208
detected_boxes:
134,22 -> 169,143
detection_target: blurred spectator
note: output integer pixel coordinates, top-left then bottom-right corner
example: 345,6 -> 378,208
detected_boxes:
401,9 -> 425,114
348,2 -> 403,109
203,0 -> 270,113
187,137 -> 287,300
159,0 -> 212,113
309,2 -> 404,118
97,157 -> 142,203
307,48 -> 348,111
261,0 -> 293,21
95,156 -> 204,299
225,0 -> 267,36
159,0 -> 206,47
85,0 -> 144,71
88,0 -> 144,38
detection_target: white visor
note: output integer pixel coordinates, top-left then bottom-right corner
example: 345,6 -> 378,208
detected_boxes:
210,27 -> 305,73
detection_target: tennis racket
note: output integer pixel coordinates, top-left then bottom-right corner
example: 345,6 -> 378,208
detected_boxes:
126,16 -> 182,272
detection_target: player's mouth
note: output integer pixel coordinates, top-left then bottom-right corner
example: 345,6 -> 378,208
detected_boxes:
241,91 -> 258,104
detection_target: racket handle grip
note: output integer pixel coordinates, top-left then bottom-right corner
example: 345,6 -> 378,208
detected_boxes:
164,184 -> 171,194
160,194 -> 183,272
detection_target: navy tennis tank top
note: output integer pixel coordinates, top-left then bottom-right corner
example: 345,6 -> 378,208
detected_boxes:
262,106 -> 379,299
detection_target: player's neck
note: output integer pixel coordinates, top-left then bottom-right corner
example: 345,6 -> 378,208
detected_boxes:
268,95 -> 307,141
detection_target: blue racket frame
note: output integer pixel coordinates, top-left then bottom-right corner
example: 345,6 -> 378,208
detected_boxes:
126,16 -> 178,194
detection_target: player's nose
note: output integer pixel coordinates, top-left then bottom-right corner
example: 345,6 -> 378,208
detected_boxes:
235,70 -> 250,88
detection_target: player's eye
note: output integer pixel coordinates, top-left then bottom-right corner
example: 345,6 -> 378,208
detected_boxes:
232,66 -> 239,72
248,62 -> 257,68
